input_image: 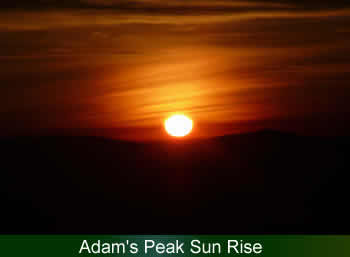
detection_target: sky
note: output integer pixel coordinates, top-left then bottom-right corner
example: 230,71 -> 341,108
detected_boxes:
1,0 -> 350,140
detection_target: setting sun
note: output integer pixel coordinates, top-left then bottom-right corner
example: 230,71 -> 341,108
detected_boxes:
164,114 -> 193,137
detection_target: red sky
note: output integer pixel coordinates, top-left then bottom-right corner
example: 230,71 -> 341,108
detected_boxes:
1,0 -> 350,140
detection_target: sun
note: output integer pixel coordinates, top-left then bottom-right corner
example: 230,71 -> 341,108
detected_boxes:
164,114 -> 193,137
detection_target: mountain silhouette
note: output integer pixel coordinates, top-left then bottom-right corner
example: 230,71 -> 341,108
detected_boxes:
1,130 -> 349,233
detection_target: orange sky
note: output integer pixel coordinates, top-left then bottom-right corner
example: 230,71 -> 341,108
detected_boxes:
1,0 -> 350,140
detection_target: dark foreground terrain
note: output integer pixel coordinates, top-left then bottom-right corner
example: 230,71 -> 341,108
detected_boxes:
1,130 -> 349,233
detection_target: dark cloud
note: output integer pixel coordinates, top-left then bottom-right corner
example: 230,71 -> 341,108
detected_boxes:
1,0 -> 349,12
0,0 -> 292,16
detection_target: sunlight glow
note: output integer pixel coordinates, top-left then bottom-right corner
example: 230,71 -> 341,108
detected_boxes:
164,114 -> 193,137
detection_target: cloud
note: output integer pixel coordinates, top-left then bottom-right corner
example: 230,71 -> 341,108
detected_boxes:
1,0 -> 349,10
1,7 -> 350,31
1,0 -> 293,10
1,0 -> 350,136
1,0 -> 349,31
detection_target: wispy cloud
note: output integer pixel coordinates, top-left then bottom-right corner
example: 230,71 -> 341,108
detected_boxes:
1,0 -> 350,138
1,0 -> 350,31
1,8 -> 350,31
